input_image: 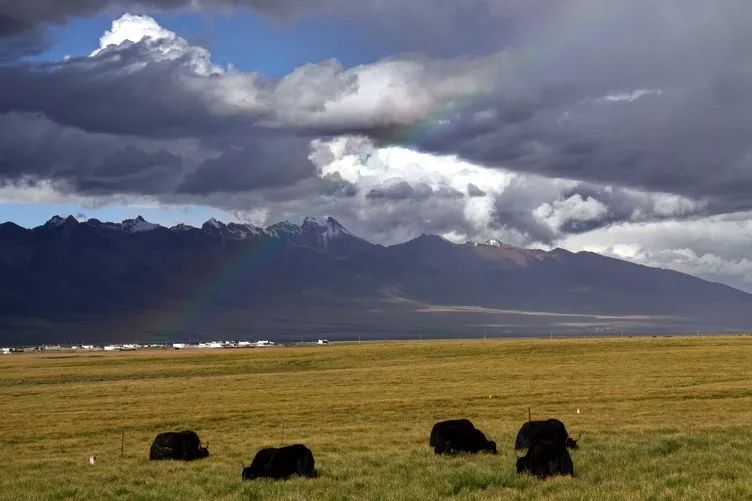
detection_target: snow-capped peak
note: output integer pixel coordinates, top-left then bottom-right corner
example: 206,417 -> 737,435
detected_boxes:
203,218 -> 226,230
302,216 -> 349,236
121,216 -> 159,233
195,219 -> 262,239
467,238 -> 517,250
44,215 -> 78,227
295,216 -> 352,251
45,215 -> 67,227
326,216 -> 348,234
226,222 -> 262,239
302,216 -> 324,226
266,220 -> 302,238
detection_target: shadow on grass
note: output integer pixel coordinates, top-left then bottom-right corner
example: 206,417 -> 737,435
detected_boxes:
654,438 -> 683,456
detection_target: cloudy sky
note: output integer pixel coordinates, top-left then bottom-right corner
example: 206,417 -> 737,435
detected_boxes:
2,1 -> 752,291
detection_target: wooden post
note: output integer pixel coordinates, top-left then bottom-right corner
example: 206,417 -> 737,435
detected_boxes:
120,431 -> 125,458
528,406 -> 532,422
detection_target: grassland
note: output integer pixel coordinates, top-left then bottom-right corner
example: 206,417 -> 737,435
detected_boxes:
1,336 -> 751,500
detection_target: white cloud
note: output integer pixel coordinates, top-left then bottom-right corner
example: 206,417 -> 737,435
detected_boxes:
0,179 -> 77,204
90,13 -> 220,76
599,88 -> 663,103
314,137 -> 516,195
0,178 -> 162,208
268,53 -> 505,130
93,13 -> 174,55
305,136 -> 705,246
233,207 -> 270,226
534,194 -> 609,232
82,14 -> 510,130
559,213 -> 752,291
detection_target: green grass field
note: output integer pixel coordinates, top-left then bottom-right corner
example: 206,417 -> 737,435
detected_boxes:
2,336 -> 752,500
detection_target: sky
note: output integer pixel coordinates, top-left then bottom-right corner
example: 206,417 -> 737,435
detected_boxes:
1,1 -> 752,291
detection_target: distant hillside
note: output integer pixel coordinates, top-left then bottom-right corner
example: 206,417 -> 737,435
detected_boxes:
1,215 -> 751,344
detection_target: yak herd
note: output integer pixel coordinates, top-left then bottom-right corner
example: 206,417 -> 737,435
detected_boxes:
147,417 -> 578,480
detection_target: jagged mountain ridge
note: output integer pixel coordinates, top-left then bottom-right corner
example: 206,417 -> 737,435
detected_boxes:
1,215 -> 751,344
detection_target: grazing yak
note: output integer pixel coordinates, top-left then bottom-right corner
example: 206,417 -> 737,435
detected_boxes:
516,440 -> 574,478
149,430 -> 209,461
242,444 -> 317,480
514,418 -> 576,478
514,418 -> 578,450
429,419 -> 474,449
429,419 -> 497,455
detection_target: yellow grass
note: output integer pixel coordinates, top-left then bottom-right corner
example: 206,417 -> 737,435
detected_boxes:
1,336 -> 751,500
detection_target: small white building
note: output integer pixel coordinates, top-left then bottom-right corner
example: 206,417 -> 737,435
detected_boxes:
172,343 -> 186,349
256,340 -> 275,347
317,339 -> 329,345
2,347 -> 11,355
237,341 -> 253,347
103,345 -> 118,351
198,341 -> 223,349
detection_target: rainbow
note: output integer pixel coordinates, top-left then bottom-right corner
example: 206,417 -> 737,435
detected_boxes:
140,232 -> 291,341
138,3 -> 633,340
395,2 -> 633,146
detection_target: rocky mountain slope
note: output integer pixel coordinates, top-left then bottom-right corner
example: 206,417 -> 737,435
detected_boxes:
1,215 -> 750,344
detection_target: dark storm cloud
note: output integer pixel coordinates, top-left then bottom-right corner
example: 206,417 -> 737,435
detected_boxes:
178,135 -> 316,194
0,112 -> 321,198
0,49 -> 254,138
78,146 -> 182,194
411,72 -> 752,218
367,181 -> 432,201
366,181 -> 464,202
0,1 -> 222,42
0,13 -> 50,61
0,112 -> 192,195
0,0 -> 315,34
467,183 -> 486,197
487,172 -> 704,245
0,36 -> 498,140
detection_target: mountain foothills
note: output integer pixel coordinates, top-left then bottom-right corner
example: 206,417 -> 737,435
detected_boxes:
1,215 -> 752,344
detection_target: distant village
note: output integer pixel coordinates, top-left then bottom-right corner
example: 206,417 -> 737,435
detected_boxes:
1,339 -> 330,355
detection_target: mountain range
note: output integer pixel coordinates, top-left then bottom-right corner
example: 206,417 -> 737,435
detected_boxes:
1,215 -> 751,345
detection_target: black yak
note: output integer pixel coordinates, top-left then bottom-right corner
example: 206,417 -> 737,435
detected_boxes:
149,430 -> 209,461
444,428 -> 497,455
516,440 -> 574,478
242,444 -> 317,480
514,418 -> 578,450
429,419 -> 474,449
429,419 -> 496,455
